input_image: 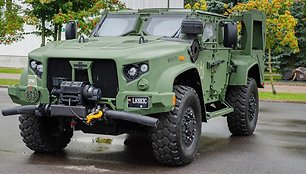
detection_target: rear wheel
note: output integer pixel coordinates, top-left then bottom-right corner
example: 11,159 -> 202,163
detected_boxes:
19,114 -> 73,152
226,78 -> 259,136
151,85 -> 202,166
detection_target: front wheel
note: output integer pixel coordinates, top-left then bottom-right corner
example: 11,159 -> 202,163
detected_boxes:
19,114 -> 73,152
151,85 -> 202,166
226,78 -> 259,136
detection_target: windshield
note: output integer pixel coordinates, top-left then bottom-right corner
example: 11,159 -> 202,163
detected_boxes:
96,14 -> 138,36
144,15 -> 187,37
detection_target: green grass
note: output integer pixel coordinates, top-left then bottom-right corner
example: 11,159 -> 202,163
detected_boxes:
0,79 -> 19,86
0,67 -> 23,74
264,74 -> 282,81
259,92 -> 306,103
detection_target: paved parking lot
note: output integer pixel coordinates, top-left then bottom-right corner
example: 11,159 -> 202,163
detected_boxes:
0,88 -> 306,174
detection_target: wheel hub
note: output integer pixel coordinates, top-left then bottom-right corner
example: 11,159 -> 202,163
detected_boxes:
182,107 -> 196,147
248,93 -> 257,121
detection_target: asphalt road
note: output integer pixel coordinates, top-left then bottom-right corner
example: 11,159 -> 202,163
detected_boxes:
0,88 -> 306,174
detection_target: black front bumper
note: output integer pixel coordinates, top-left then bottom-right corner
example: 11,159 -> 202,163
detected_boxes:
1,104 -> 158,127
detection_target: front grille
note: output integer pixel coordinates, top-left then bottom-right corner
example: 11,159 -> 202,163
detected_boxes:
47,58 -> 119,98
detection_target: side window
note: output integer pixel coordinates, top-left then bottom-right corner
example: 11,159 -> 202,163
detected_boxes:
252,21 -> 263,50
238,21 -> 247,50
203,23 -> 216,42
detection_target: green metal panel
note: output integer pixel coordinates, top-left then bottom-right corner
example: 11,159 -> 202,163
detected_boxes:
7,9 -> 266,119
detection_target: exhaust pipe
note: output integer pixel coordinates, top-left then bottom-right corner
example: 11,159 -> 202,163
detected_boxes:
2,105 -> 159,127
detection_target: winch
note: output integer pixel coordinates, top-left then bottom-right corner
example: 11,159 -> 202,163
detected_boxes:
51,80 -> 102,106
2,79 -> 158,127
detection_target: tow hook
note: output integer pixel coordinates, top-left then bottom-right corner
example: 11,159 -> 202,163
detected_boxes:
86,110 -> 103,124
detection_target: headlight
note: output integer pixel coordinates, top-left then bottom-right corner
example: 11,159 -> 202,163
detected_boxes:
140,64 -> 149,73
30,60 -> 43,78
30,61 -> 37,69
124,62 -> 149,81
127,66 -> 138,78
36,64 -> 43,76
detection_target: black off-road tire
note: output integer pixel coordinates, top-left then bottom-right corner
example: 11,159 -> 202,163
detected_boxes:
151,85 -> 202,166
226,78 -> 259,136
19,114 -> 73,152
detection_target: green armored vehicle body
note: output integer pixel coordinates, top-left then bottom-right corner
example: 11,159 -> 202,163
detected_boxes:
2,9 -> 266,166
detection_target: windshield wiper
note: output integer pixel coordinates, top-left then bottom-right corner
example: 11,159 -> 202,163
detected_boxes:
172,28 -> 181,38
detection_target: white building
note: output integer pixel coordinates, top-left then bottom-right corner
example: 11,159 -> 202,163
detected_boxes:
122,0 -> 183,9
0,0 -> 184,68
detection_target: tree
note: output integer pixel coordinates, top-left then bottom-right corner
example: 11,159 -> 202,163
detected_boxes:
184,0 -> 207,10
184,0 -> 239,14
53,0 -> 125,36
279,0 -> 306,71
24,0 -> 126,46
208,0 -> 227,14
24,0 -> 60,46
0,0 -> 23,45
231,0 -> 299,94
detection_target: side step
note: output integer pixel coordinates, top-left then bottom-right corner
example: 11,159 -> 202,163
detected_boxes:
206,107 -> 234,119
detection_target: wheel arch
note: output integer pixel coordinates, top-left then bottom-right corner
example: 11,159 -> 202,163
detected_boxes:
173,68 -> 207,122
248,64 -> 264,88
229,62 -> 264,88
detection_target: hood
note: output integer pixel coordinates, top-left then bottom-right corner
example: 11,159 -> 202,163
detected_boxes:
29,36 -> 190,61
58,36 -> 161,49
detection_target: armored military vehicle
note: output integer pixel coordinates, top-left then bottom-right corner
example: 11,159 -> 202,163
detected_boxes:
2,8 -> 266,166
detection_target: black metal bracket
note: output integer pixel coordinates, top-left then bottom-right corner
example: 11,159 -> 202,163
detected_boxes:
207,60 -> 225,69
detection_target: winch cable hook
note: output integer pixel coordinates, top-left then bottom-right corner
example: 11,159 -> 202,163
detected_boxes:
86,110 -> 103,124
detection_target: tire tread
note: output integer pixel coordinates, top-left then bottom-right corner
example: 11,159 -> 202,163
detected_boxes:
151,85 -> 201,166
19,114 -> 72,152
226,78 -> 258,136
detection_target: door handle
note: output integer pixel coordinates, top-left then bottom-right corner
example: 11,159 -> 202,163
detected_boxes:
207,60 -> 225,68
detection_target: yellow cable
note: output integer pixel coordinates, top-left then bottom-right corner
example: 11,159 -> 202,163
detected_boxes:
86,111 -> 103,124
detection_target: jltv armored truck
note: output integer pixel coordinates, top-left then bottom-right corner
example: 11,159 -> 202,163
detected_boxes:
2,9 -> 265,166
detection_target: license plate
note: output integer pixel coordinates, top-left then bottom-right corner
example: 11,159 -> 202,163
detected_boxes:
127,96 -> 149,109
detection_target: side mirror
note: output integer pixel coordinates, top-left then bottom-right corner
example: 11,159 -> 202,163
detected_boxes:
65,21 -> 77,40
223,22 -> 237,48
181,18 -> 203,36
